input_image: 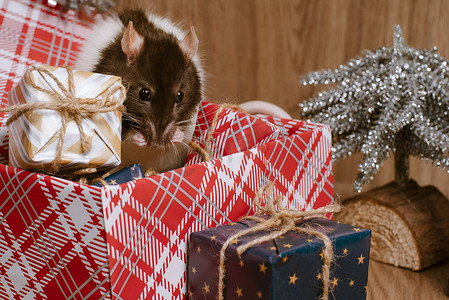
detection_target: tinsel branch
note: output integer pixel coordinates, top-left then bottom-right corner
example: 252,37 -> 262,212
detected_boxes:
332,130 -> 368,160
299,25 -> 449,191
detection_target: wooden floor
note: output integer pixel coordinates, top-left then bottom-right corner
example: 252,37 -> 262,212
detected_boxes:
367,259 -> 449,300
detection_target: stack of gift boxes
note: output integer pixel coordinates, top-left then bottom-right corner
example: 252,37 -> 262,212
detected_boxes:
0,63 -> 371,299
0,5 -> 371,299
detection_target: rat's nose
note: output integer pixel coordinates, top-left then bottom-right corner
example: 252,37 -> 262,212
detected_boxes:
148,119 -> 176,148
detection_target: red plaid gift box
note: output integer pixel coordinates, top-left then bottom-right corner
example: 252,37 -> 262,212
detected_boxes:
0,1 -> 334,299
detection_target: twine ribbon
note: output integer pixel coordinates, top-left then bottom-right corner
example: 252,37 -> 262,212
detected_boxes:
0,65 -> 126,174
217,182 -> 342,300
189,103 -> 244,163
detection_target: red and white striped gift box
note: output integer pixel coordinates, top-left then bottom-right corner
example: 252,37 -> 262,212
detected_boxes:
0,1 -> 334,299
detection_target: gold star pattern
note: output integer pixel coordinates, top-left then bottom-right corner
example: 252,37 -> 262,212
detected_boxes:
230,223 -> 237,226
283,243 -> 293,248
316,273 -> 322,280
231,238 -> 240,244
203,283 -> 210,294
332,277 -> 339,287
239,259 -> 244,267
349,280 -> 355,287
211,235 -> 216,241
352,227 -> 361,232
109,179 -> 117,185
289,273 -> 299,285
319,249 -> 325,260
235,286 -> 243,298
196,246 -> 202,253
307,239 -> 313,242
343,248 -> 349,255
269,246 -> 277,251
259,262 -> 267,274
282,256 -> 288,263
358,254 -> 365,264
188,291 -> 193,297
257,291 -> 263,298
191,267 -> 197,275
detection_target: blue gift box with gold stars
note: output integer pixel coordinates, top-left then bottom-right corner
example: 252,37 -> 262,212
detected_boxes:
188,218 -> 371,299
92,164 -> 145,187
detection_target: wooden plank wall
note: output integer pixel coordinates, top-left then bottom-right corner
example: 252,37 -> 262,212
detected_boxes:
116,0 -> 449,200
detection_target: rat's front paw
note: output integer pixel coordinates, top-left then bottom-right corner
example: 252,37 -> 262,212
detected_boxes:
132,132 -> 148,147
170,128 -> 185,144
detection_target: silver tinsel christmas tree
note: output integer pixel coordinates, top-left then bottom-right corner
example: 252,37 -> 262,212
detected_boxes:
300,25 -> 449,192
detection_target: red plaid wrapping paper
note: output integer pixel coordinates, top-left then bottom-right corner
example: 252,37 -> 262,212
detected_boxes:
0,1 -> 334,299
0,166 -> 110,299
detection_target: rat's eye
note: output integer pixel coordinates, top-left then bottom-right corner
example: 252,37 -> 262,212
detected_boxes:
175,91 -> 184,103
139,87 -> 151,101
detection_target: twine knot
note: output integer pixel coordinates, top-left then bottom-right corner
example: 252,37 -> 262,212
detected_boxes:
1,64 -> 126,174
188,103 -> 246,163
218,182 -> 342,300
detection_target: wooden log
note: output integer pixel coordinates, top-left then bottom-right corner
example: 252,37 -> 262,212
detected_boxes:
336,180 -> 449,271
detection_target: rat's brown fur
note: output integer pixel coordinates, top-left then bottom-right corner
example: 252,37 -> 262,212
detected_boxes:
93,10 -> 202,148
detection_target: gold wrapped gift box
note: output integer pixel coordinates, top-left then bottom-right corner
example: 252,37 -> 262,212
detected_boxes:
6,64 -> 125,174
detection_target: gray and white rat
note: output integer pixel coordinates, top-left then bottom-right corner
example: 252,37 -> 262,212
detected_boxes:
75,9 -> 204,173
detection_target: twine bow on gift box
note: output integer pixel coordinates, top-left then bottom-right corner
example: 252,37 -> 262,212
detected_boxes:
0,65 -> 126,174
218,182 -> 342,300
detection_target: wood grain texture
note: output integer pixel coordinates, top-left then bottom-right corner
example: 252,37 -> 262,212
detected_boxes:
113,1 -> 449,200
367,259 -> 449,300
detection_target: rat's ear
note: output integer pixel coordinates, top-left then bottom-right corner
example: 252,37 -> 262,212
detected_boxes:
180,26 -> 198,59
121,21 -> 144,64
